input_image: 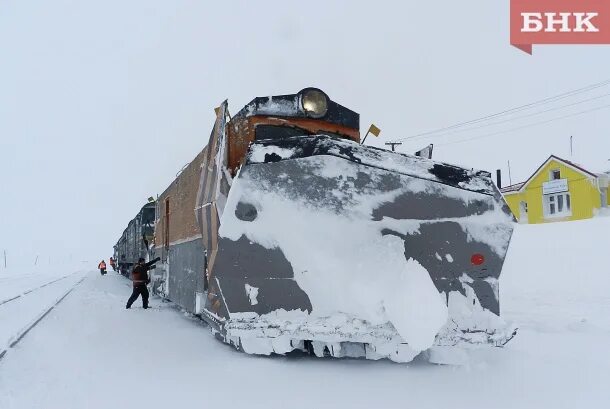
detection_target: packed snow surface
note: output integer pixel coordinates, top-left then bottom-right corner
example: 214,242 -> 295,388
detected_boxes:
220,155 -> 471,354
244,95 -> 299,117
248,136 -> 498,194
379,257 -> 447,351
248,145 -> 296,163
0,264 -> 80,302
244,284 -> 259,306
0,264 -> 87,354
219,153 -> 513,356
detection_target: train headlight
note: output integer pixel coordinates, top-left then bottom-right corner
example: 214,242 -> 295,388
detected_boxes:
300,88 -> 328,118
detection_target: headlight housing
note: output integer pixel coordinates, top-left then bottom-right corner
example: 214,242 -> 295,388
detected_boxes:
299,88 -> 329,118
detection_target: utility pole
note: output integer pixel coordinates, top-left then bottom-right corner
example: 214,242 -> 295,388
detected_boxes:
3,250 -> 6,268
385,142 -> 402,152
508,160 -> 513,186
570,135 -> 573,157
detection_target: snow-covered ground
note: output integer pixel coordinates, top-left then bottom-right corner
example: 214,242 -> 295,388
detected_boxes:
0,264 -> 82,302
1,218 -> 609,408
0,264 -> 88,357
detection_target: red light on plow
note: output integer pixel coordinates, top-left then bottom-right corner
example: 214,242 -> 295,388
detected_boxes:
471,253 -> 485,266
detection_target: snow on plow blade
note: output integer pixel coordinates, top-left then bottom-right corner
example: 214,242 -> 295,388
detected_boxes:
204,135 -> 516,363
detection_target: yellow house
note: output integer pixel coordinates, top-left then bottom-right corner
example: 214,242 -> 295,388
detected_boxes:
501,155 -> 610,224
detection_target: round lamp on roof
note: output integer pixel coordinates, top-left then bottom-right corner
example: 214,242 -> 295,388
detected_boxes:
299,88 -> 329,118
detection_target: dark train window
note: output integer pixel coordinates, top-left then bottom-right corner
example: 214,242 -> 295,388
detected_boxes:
142,207 -> 155,224
142,207 -> 155,225
255,125 -> 311,140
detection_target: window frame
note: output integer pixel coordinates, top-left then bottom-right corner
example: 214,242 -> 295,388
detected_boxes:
543,192 -> 572,218
550,168 -> 561,180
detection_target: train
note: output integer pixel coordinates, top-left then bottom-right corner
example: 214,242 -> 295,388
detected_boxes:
114,88 -> 515,363
113,202 -> 155,276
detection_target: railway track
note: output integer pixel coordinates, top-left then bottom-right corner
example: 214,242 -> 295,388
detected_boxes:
0,274 -> 86,362
0,272 -> 78,307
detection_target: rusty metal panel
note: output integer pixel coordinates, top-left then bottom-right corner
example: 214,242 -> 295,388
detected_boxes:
156,148 -> 207,247
194,102 -> 228,283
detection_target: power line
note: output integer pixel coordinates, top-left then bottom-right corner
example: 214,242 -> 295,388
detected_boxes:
396,78 -> 610,141
403,91 -> 610,142
437,102 -> 610,147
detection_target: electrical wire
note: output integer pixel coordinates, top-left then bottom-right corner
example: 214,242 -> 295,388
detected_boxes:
402,92 -> 610,142
437,103 -> 610,147
396,78 -> 610,141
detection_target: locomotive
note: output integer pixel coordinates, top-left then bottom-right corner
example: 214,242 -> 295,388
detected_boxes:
116,88 -> 515,362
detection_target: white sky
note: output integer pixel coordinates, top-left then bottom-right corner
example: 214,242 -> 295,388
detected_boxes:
1,0 -> 609,266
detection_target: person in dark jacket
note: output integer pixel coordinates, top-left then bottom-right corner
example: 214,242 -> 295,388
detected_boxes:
126,258 -> 150,309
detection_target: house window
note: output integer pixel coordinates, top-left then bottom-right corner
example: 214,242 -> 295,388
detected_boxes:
550,169 -> 561,180
544,192 -> 571,218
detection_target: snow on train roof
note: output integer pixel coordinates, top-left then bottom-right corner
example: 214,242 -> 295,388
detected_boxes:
243,96 -> 300,117
233,92 -> 359,130
247,135 -> 498,195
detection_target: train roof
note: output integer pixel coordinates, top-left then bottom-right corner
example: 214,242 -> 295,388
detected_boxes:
116,201 -> 156,244
233,88 -> 359,130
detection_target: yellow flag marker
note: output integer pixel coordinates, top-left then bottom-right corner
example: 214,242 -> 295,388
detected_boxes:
361,123 -> 381,144
368,124 -> 381,137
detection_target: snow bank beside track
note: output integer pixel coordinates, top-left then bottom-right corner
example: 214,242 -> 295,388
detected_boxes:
0,271 -> 86,358
502,216 -> 610,331
0,263 -> 86,301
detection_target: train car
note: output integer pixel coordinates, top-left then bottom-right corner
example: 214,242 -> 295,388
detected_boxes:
114,202 -> 156,276
149,88 -> 515,363
149,148 -> 208,308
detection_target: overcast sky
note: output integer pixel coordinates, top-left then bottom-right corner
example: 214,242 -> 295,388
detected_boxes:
1,0 -> 609,267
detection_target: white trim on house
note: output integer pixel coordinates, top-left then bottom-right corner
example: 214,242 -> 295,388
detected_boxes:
542,191 -> 572,219
511,156 -> 598,194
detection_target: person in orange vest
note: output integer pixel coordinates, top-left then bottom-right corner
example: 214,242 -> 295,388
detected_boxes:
98,260 -> 107,275
109,257 -> 117,272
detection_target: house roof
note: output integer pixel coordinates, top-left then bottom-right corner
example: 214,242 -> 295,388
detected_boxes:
502,155 -> 599,194
500,182 -> 525,194
552,155 -> 599,178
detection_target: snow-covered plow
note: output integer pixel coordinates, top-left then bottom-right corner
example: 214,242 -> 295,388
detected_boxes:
198,92 -> 515,362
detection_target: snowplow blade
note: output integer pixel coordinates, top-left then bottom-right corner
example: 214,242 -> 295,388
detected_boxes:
204,135 -> 515,362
